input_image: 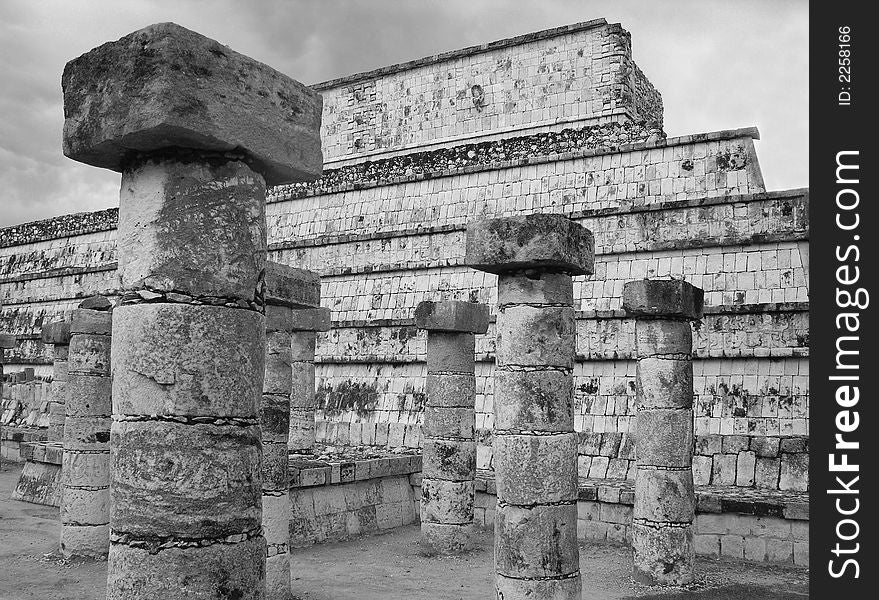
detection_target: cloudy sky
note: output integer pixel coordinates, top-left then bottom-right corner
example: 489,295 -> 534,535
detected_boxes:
0,0 -> 808,228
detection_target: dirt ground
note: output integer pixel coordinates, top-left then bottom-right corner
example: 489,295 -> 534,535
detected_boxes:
0,461 -> 808,600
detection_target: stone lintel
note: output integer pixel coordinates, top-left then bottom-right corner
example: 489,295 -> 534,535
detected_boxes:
266,306 -> 331,333
415,301 -> 489,334
465,214 -> 594,276
61,22 -> 323,185
41,321 -> 71,345
623,279 -> 704,320
263,262 -> 321,308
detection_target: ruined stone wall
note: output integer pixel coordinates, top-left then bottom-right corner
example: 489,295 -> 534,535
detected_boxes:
0,22 -> 808,491
314,19 -> 661,165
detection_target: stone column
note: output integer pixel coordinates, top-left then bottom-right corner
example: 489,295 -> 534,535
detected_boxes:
288,308 -> 330,455
622,279 -> 703,586
261,263 -> 324,599
61,23 -> 321,600
415,300 -> 489,555
61,299 -> 112,558
41,321 -> 71,442
465,214 -> 594,600
0,330 -> 15,411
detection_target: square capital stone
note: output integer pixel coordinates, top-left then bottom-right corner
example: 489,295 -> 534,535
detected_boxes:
62,22 -> 323,185
465,214 -> 594,275
0,333 -> 16,349
263,262 -> 321,308
41,321 -> 71,345
622,279 -> 704,320
415,301 -> 490,333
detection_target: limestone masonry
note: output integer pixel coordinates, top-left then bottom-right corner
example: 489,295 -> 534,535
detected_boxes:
1,15 -> 809,517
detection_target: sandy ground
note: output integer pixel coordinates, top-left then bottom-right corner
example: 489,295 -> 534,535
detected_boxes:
0,461 -> 808,600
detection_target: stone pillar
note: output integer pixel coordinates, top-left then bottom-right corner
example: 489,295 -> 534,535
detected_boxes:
415,300 -> 489,555
465,214 -> 594,600
261,263 -> 324,599
61,299 -> 113,558
41,321 -> 71,442
287,308 -> 330,455
0,330 -> 15,410
622,279 -> 703,586
61,22 -> 321,600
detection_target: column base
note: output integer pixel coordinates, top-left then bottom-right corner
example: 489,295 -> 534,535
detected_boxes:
266,552 -> 293,599
495,573 -> 581,600
631,521 -> 695,586
419,522 -> 476,556
106,536 -> 266,600
60,523 -> 109,559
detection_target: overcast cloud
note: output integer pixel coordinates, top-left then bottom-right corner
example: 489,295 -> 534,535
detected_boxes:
0,0 -> 808,228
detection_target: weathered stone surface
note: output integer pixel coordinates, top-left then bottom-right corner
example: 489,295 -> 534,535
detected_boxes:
265,553 -> 292,599
0,332 -> 16,348
260,394 -> 290,442
497,272 -> 574,306
421,439 -> 475,481
422,406 -> 475,439
66,374 -> 112,416
635,409 -> 693,468
112,303 -> 264,417
290,330 -> 317,361
426,332 -> 476,373
62,452 -> 111,488
60,524 -> 110,559
465,214 -> 594,275
420,479 -> 475,524
41,322 -> 70,345
495,573 -> 581,600
63,416 -> 111,451
54,346 -> 70,361
493,434 -> 578,505
117,158 -> 266,300
496,305 -> 574,368
415,301 -> 489,333
79,295 -> 113,311
635,319 -> 692,357
106,536 -> 266,600
631,521 -> 695,586
267,306 -> 331,333
61,487 -> 111,525
623,279 -> 704,320
263,262 -> 321,307
290,365 -> 315,410
264,355 -> 293,396
110,420 -> 261,539
495,503 -> 579,578
71,308 -> 112,335
261,493 -> 289,546
636,358 -> 694,410
494,368 -> 573,432
419,522 -> 476,555
426,374 -> 476,408
633,467 -> 695,523
262,441 -> 289,490
68,334 -> 112,376
62,22 -> 322,185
